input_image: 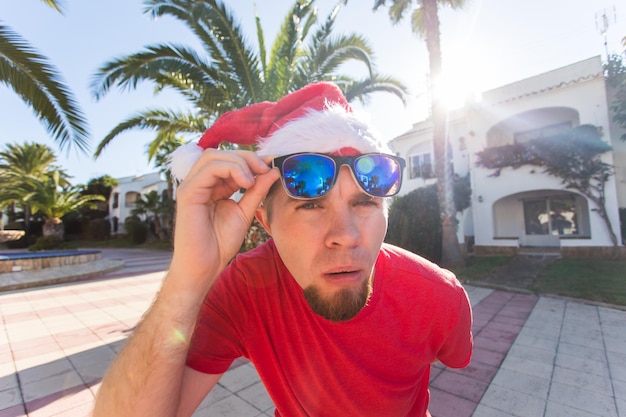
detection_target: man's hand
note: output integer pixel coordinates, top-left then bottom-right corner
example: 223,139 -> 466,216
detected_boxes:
93,149 -> 279,417
168,149 -> 280,292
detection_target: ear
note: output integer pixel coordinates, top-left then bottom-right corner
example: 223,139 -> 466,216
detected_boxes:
255,205 -> 272,236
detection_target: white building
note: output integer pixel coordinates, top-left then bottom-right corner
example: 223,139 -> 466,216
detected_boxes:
390,56 -> 626,258
109,172 -> 169,235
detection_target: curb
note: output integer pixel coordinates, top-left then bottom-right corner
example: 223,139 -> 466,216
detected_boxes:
0,259 -> 126,292
468,280 -> 626,312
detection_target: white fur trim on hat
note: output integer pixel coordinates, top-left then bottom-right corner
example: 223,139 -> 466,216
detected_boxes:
168,142 -> 203,182
256,105 -> 390,157
168,105 -> 390,182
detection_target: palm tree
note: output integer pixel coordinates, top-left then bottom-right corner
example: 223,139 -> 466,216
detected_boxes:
39,0 -> 65,13
150,136 -> 184,236
149,135 -> 184,202
0,1 -> 90,153
24,170 -> 104,240
90,0 -> 408,158
131,190 -> 168,241
373,0 -> 467,266
0,142 -> 69,232
80,175 -> 119,219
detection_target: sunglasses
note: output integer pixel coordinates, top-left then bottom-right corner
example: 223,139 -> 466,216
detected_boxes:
272,152 -> 406,200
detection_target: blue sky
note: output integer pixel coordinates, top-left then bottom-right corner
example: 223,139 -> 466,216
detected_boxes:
1,0 -> 623,184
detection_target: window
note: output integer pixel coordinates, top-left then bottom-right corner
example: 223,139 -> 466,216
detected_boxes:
409,153 -> 433,180
112,192 -> 119,209
523,196 -> 579,236
514,122 -> 572,144
125,191 -> 141,208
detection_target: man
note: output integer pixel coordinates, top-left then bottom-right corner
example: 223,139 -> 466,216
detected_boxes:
93,82 -> 472,417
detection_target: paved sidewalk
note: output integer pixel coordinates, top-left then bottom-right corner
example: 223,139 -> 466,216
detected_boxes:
0,249 -> 624,416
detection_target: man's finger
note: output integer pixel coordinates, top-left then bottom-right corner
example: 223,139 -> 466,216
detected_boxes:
237,169 -> 280,219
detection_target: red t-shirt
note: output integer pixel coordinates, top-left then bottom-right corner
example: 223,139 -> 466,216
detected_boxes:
187,241 -> 472,417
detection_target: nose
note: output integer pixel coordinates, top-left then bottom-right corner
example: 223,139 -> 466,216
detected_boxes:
324,169 -> 362,248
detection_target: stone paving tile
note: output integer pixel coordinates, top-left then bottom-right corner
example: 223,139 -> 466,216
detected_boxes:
479,384 -> 547,417
472,403 -> 520,417
25,385 -> 93,417
490,368 -> 550,400
430,290 -> 537,416
477,294 -> 626,417
0,404 -> 27,417
548,381 -> 619,417
2,250 -> 626,416
552,365 -> 614,396
194,394 -> 262,417
218,362 -> 263,393
237,381 -> 274,411
429,387 -> 476,417
544,402 -> 610,417
193,383 -> 232,413
0,386 -> 22,410
430,369 -> 489,403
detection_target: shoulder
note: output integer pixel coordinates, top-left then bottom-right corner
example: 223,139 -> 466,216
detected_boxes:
379,243 -> 457,283
218,239 -> 285,291
378,243 -> 465,297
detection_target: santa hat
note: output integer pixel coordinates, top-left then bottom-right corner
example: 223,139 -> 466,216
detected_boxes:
168,82 -> 390,181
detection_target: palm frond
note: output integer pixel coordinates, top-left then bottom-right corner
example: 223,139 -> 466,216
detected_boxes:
266,0 -> 315,98
309,0 -> 346,51
190,0 -> 264,100
411,7 -> 427,37
146,134 -> 186,162
40,0 -> 65,14
91,43 -> 214,99
0,24 -> 90,153
307,34 -> 375,80
94,108 -> 209,157
389,0 -> 414,24
341,76 -> 408,106
254,5 -> 268,77
146,0 -> 263,103
91,0 -> 410,162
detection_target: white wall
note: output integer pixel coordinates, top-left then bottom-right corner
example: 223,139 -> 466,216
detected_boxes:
390,56 -> 624,249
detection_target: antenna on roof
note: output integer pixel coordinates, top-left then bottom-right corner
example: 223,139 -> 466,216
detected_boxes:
595,5 -> 617,61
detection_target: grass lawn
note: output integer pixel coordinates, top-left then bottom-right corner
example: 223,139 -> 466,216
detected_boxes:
449,256 -> 511,282
532,258 -> 626,307
450,256 -> 626,307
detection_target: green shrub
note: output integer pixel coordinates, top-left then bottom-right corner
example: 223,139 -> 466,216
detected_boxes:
88,218 -> 111,241
125,221 -> 148,245
386,185 -> 442,262
29,236 -> 68,251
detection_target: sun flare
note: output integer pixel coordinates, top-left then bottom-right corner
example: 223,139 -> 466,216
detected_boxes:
433,45 -> 492,110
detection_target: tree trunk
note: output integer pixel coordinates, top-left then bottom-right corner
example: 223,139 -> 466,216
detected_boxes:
43,218 -> 64,240
24,204 -> 31,234
586,193 -> 619,249
423,0 -> 465,267
166,177 -> 175,238
153,212 -> 168,241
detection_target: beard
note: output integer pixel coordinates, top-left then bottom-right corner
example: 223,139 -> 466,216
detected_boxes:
303,277 -> 373,322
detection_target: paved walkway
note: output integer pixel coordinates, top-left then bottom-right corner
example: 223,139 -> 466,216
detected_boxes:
0,249 -> 624,416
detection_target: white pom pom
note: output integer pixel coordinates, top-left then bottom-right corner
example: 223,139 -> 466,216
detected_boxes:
168,142 -> 203,181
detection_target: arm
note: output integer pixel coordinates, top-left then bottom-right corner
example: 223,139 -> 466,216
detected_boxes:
92,150 -> 280,417
437,286 -> 473,368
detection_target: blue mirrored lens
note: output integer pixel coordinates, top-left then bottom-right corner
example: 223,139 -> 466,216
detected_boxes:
354,155 -> 401,197
282,154 -> 336,198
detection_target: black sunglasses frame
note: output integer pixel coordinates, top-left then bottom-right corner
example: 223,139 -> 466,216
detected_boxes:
272,152 -> 406,200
